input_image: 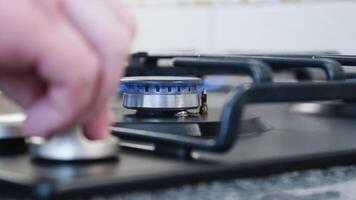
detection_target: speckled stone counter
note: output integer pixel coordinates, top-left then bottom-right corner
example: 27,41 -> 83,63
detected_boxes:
107,166 -> 356,200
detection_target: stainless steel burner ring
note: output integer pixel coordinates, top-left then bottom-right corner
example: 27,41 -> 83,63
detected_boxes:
120,76 -> 203,111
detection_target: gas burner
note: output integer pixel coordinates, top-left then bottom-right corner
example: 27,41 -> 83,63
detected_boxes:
120,76 -> 204,114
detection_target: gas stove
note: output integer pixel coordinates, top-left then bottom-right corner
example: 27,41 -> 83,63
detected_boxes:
1,52 -> 356,199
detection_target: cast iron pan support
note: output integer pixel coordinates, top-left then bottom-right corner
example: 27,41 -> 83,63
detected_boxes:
115,57 -> 275,158
172,57 -> 273,83
176,56 -> 346,81
128,53 -> 346,81
223,56 -> 346,81
239,54 -> 356,79
128,54 -> 275,81
237,54 -> 356,66
113,57 -> 350,158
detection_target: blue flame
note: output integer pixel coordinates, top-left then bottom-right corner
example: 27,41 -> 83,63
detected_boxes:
118,82 -> 205,94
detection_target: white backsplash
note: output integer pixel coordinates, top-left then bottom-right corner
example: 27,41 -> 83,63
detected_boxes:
125,1 -> 356,54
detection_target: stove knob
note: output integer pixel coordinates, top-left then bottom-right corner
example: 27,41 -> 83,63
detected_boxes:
0,94 -> 25,140
27,126 -> 119,161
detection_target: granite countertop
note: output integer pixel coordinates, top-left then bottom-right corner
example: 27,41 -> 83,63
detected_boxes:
103,165 -> 356,200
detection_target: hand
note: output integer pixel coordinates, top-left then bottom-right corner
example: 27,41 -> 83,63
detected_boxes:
0,0 -> 136,139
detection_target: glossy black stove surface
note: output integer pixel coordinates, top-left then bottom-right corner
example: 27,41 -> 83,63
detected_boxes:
1,92 -> 356,199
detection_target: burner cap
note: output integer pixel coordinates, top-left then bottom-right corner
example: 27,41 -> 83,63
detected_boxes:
120,76 -> 203,111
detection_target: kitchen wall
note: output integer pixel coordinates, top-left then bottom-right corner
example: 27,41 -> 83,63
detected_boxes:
124,0 -> 356,54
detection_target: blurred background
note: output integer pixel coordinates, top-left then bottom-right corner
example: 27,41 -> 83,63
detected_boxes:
122,0 -> 356,54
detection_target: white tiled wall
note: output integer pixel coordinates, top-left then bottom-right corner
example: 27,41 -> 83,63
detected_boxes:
126,0 -> 356,54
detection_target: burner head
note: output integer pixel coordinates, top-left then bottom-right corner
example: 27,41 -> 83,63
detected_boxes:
120,76 -> 203,111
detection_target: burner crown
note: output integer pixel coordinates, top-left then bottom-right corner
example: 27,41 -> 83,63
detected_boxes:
120,76 -> 203,111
